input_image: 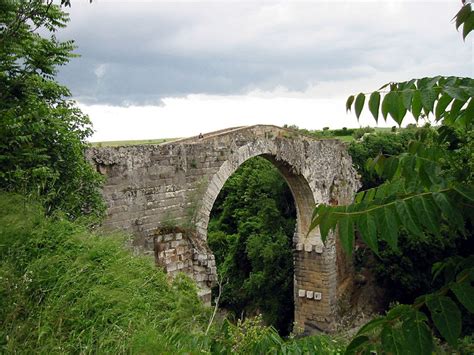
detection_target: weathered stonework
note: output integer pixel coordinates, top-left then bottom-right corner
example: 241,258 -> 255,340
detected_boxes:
86,125 -> 360,333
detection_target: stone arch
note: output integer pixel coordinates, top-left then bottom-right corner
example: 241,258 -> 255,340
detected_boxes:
195,143 -> 322,247
88,125 -> 360,334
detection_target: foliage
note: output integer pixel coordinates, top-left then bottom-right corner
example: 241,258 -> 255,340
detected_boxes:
212,315 -> 346,354
347,126 -> 474,306
352,126 -> 375,140
0,0 -> 104,220
0,193 -> 210,353
347,126 -> 422,188
0,193 -> 347,354
208,157 -> 296,335
310,4 -> 474,351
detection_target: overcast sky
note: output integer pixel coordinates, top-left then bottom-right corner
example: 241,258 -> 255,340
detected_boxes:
57,0 -> 473,142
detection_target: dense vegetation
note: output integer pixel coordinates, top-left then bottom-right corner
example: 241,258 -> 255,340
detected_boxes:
310,4 -> 474,350
208,157 -> 296,335
347,126 -> 474,308
0,194 -> 210,353
0,194 -> 346,353
0,0 -> 104,220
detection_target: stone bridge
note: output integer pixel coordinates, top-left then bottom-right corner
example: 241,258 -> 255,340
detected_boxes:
86,125 -> 359,333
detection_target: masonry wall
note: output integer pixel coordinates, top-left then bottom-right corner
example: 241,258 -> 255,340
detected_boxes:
86,125 -> 359,333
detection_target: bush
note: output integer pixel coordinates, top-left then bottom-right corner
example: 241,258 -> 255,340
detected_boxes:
352,126 -> 375,140
348,129 -> 419,188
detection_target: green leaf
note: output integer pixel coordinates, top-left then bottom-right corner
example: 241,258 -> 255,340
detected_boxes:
411,195 -> 440,236
376,205 -> 398,250
420,88 -> 438,114
454,185 -> 474,201
451,282 -> 474,313
344,335 -> 370,355
432,192 -> 464,232
381,326 -> 405,355
386,304 -> 413,321
395,200 -> 423,237
378,82 -> 391,90
309,204 -> 330,238
435,93 -> 453,120
382,156 -> 399,180
338,215 -> 354,255
354,93 -> 365,119
420,76 -> 441,89
356,212 -> 378,254
455,4 -> 472,30
447,98 -> 466,124
426,295 -> 461,347
462,12 -> 474,40
318,207 -> 340,242
402,311 -> 433,355
463,98 -> 474,126
411,90 -> 423,121
368,91 -> 380,122
371,153 -> 386,177
346,95 -> 355,112
443,86 -> 469,101
357,316 -> 386,335
383,91 -> 404,124
401,89 -> 413,110
381,92 -> 390,120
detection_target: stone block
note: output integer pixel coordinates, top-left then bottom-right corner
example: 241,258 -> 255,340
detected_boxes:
304,243 -> 313,252
296,243 -> 303,251
298,289 -> 306,298
314,292 -> 322,300
164,249 -> 175,258
195,274 -> 208,282
167,263 -> 177,272
306,291 -> 314,299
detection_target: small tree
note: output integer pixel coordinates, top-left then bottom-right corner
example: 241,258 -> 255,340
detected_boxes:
0,0 -> 104,220
311,3 -> 474,352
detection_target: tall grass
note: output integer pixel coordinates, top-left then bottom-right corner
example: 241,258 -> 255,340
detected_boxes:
0,193 -> 209,353
0,193 -> 345,354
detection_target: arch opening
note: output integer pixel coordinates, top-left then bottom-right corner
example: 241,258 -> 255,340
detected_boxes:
207,156 -> 296,335
203,151 -> 320,335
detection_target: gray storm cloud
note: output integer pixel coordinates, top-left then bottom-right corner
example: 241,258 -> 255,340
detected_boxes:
57,1 -> 473,106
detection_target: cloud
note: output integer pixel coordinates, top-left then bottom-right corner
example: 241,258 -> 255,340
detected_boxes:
57,1 -> 473,106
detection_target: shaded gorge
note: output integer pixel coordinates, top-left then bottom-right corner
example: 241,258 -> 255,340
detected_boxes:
207,156 -> 296,336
